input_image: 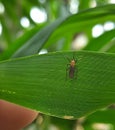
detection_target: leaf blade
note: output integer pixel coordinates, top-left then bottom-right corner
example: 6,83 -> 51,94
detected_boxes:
0,51 -> 115,119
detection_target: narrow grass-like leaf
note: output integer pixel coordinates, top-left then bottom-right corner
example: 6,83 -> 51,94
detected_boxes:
84,110 -> 115,128
86,110 -> 115,124
84,29 -> 115,51
45,4 -> 115,48
0,24 -> 46,61
105,39 -> 115,53
107,44 -> 115,53
11,19 -> 64,58
2,4 -> 115,59
0,51 -> 115,119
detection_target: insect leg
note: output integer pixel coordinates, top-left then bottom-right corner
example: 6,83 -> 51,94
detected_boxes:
74,65 -> 78,79
66,64 -> 70,80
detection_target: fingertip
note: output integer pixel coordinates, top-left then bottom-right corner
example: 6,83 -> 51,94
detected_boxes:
0,100 -> 38,130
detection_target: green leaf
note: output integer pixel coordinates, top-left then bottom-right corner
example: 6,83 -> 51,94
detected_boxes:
1,4 -> 115,59
84,29 -> 115,51
0,51 -> 115,119
11,19 -> 64,58
86,109 -> 115,124
107,44 -> 115,53
79,0 -> 90,10
45,4 -> 115,48
105,39 -> 115,53
0,24 -> 46,61
84,110 -> 115,129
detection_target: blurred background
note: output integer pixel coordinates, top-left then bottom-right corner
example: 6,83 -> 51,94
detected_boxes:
0,0 -> 115,53
0,0 -> 115,130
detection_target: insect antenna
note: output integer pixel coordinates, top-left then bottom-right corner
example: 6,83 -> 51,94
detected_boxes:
61,52 -> 71,62
72,51 -> 77,62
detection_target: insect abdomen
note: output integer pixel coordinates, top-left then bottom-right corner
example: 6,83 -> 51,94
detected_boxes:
69,66 -> 75,78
